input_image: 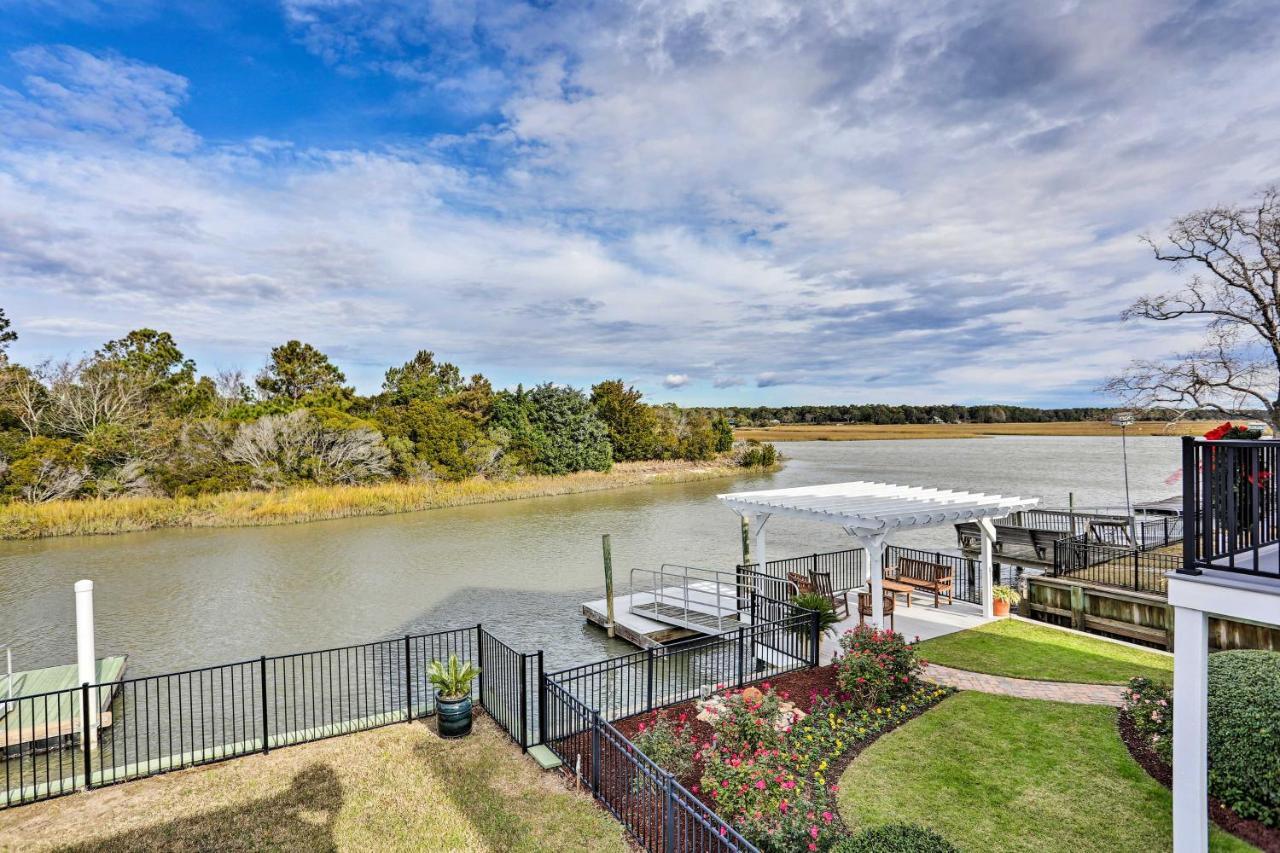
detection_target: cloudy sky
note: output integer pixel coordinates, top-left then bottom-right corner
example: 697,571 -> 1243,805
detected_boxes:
2,0 -> 1278,405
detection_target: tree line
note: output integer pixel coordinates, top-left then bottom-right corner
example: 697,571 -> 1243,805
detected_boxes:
0,314 -> 764,504
701,403 -> 1225,427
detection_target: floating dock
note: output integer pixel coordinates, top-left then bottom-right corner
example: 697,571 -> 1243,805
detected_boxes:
1,656 -> 127,753
583,592 -> 701,649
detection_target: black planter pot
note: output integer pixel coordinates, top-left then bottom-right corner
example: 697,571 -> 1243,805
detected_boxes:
436,691 -> 474,738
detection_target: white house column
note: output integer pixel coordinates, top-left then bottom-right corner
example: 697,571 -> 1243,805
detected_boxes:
1172,605 -> 1209,853
74,579 -> 99,750
861,533 -> 887,629
977,518 -> 997,619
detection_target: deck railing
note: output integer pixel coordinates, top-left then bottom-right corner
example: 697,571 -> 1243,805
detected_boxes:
1050,535 -> 1179,594
1183,436 -> 1280,581
2,625 -> 540,808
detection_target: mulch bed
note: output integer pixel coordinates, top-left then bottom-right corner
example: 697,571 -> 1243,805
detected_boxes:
1117,711 -> 1280,852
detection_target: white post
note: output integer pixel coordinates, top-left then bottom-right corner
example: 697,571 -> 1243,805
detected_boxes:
753,520 -> 768,572
1172,605 -> 1209,853
978,518 -> 996,619
74,579 -> 99,749
865,534 -> 886,629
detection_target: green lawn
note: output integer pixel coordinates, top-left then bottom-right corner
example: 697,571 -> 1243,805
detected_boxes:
0,717 -> 628,852
917,618 -> 1173,684
838,692 -> 1253,853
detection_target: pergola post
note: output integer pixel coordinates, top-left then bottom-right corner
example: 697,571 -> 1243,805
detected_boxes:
743,513 -> 770,570
977,518 -> 996,619
858,532 -> 887,629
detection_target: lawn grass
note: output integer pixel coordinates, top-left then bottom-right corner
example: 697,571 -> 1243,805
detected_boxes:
837,692 -> 1255,853
735,420 -> 1219,442
0,717 -> 628,852
0,458 -> 751,541
917,618 -> 1174,684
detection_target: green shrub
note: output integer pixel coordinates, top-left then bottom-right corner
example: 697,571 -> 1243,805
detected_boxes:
834,626 -> 922,709
631,711 -> 697,778
833,823 -> 958,853
1207,650 -> 1280,826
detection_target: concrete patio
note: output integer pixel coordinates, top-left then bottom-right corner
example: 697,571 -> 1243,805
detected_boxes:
819,593 -> 991,661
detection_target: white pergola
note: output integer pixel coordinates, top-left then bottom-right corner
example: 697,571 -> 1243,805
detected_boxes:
718,481 -> 1039,626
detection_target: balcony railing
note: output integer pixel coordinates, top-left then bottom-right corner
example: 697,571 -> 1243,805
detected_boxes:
1182,436 -> 1280,581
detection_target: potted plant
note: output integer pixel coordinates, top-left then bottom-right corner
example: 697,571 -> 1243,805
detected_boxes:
428,654 -> 480,738
992,585 -> 1021,617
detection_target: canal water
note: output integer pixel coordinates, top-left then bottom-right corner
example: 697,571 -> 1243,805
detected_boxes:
0,437 -> 1184,676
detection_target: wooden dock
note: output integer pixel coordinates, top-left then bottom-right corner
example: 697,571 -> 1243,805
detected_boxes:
1,656 -> 127,751
582,593 -> 700,649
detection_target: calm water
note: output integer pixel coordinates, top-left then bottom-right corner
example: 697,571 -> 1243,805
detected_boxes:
0,436 -> 1183,676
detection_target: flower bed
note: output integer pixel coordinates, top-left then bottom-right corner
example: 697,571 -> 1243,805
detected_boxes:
614,627 -> 954,852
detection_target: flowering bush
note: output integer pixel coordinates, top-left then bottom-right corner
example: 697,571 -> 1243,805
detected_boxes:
700,746 -> 838,853
631,710 -> 697,778
834,626 -> 923,709
1122,676 -> 1172,763
696,683 -> 805,755
790,688 -> 951,791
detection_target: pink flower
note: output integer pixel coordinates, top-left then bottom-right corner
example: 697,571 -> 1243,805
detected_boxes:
755,780 -> 766,790
781,780 -> 796,789
810,825 -> 820,839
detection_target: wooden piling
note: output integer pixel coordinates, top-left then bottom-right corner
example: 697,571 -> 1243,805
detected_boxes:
602,534 -> 615,639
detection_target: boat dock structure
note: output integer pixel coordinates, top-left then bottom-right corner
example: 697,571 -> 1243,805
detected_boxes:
1,656 -> 127,756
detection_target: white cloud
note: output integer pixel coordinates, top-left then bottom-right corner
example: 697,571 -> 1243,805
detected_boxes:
4,2 -> 1280,404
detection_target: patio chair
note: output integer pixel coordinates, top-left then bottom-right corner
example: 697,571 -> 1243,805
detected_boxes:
857,591 -> 896,631
812,571 -> 850,619
787,571 -> 815,597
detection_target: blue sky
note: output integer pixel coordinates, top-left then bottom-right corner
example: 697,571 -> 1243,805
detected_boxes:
2,0 -> 1279,406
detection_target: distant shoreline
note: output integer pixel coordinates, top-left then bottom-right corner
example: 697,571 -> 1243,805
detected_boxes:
0,458 -> 765,541
734,421 -> 1220,442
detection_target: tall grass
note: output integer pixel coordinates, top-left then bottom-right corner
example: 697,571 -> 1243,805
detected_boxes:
0,459 -> 750,540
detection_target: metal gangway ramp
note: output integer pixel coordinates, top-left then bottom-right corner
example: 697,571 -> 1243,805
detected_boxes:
627,564 -> 796,635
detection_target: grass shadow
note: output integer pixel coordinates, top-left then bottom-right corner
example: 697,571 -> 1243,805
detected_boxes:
58,763 -> 343,853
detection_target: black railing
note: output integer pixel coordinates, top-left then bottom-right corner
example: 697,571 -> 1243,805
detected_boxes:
545,600 -> 817,722
542,681 -> 757,852
738,548 -> 865,595
1050,535 -> 1178,594
2,625 -> 540,808
1183,436 -> 1280,580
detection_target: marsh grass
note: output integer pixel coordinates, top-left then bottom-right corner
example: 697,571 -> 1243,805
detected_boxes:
734,421 -> 1221,442
0,459 -> 751,540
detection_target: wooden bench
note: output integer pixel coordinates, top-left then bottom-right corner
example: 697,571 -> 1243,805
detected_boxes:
887,557 -> 953,607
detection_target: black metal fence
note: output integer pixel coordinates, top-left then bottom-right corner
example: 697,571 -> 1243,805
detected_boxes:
1184,436 -> 1280,580
1050,535 -> 1178,594
543,601 -> 818,723
2,625 -> 540,809
738,548 -> 865,595
543,675 -> 757,852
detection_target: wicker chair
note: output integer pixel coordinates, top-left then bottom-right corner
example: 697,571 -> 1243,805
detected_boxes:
857,591 -> 896,630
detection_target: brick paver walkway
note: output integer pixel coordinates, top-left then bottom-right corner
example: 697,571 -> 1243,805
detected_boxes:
923,663 -> 1126,706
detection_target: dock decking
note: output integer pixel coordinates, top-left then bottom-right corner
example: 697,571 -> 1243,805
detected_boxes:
1,656 -> 127,750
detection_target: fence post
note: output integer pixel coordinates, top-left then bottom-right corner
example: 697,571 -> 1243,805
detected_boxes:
259,655 -> 269,754
646,647 -> 656,712
536,651 -> 546,746
1134,549 -> 1141,591
590,711 -> 601,797
736,627 -> 746,687
519,652 -> 529,751
80,682 -> 93,790
404,634 -> 413,723
809,609 -> 820,667
663,772 -> 676,853
538,669 -> 549,746
476,624 -> 485,705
